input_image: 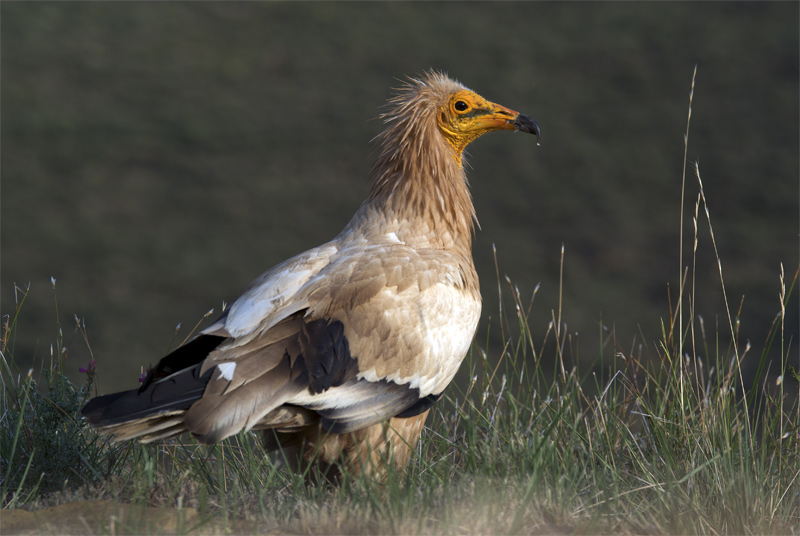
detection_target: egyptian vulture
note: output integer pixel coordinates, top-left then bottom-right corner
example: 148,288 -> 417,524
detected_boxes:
82,72 -> 540,480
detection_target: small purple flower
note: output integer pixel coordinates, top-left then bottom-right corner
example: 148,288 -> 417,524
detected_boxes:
79,360 -> 96,374
139,367 -> 151,383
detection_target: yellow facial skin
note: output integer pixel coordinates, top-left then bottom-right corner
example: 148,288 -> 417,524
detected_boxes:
437,89 -> 540,165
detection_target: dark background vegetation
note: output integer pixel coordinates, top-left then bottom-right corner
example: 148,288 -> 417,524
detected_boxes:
2,2 -> 797,393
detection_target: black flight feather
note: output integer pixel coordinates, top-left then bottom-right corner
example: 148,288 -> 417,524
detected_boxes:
140,334 -> 225,391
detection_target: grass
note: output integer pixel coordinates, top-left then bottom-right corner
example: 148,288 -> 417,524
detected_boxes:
2,80 -> 799,535
2,230 -> 797,535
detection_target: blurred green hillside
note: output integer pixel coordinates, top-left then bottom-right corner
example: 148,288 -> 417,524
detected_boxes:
2,2 -> 797,393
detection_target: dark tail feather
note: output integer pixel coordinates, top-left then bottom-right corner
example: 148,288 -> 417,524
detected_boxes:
81,365 -> 214,427
81,335 -> 225,440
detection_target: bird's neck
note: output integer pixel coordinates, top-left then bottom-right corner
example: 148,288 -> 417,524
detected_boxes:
355,119 -> 477,254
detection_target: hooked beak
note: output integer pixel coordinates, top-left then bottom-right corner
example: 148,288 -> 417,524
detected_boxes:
511,114 -> 541,142
477,103 -> 541,144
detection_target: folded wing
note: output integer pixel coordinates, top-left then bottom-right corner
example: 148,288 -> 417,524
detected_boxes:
81,243 -> 479,446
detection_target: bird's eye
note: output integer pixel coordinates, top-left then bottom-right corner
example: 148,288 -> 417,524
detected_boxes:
454,100 -> 469,112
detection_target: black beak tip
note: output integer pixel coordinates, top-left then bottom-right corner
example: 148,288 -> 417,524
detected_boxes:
512,114 -> 541,144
